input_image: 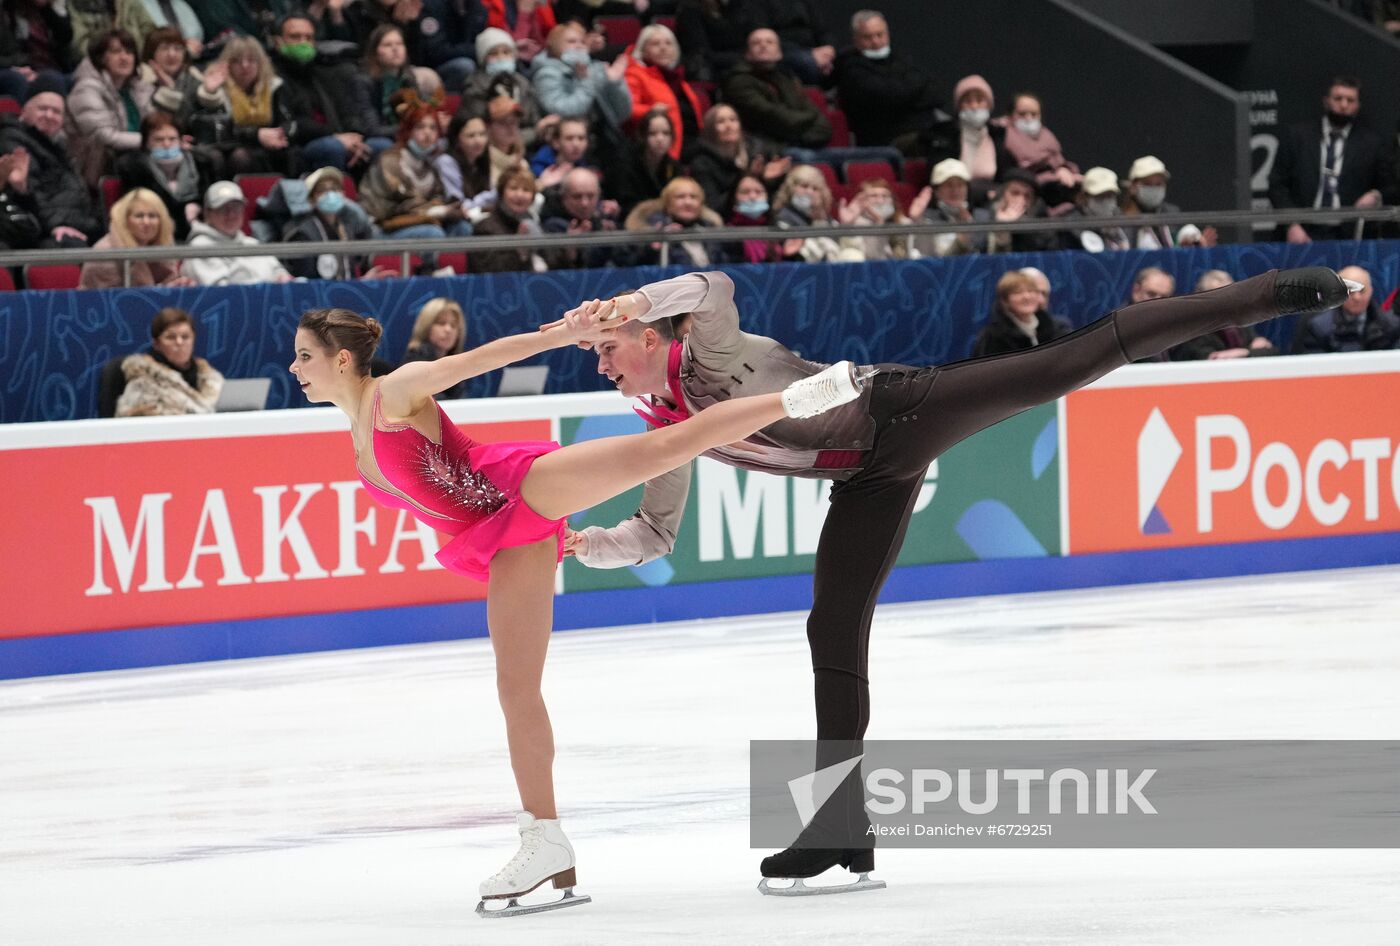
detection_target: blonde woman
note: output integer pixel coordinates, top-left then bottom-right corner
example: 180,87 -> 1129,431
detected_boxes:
623,175 -> 726,267
191,34 -> 292,177
79,188 -> 194,289
403,299 -> 469,399
771,164 -> 862,263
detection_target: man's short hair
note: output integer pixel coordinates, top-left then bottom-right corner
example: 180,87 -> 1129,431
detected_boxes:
277,13 -> 316,37
620,314 -> 678,342
851,10 -> 885,32
1327,75 -> 1361,94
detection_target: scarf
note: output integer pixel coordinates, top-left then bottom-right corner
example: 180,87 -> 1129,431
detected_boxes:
227,78 -> 273,128
632,341 -> 691,427
959,125 -> 996,180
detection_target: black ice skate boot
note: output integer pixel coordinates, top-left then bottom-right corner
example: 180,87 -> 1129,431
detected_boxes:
758,806 -> 884,896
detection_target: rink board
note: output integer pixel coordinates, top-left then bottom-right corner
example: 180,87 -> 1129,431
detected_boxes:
3,353 -> 1399,679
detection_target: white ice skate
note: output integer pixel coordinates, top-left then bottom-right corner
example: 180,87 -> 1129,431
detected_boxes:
475,812 -> 591,918
781,361 -> 873,419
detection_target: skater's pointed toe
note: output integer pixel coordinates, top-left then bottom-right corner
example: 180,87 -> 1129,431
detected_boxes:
1274,267 -> 1349,316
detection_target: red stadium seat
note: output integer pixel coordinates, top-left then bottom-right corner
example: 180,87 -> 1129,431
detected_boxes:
99,175 -> 124,213
801,86 -> 826,110
24,264 -> 82,291
826,107 -> 850,147
0,96 -> 19,115
233,174 -> 279,232
691,80 -> 715,113
341,176 -> 358,202
811,162 -> 840,192
596,15 -> 642,47
891,182 -> 915,211
654,15 -> 677,31
844,160 -> 894,186
0,267 -> 15,291
901,157 -> 929,189
374,253 -> 422,276
443,93 -> 461,116
439,252 -> 467,274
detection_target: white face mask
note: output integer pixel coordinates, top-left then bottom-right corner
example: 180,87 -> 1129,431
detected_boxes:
861,45 -> 890,60
1135,185 -> 1166,210
1087,194 -> 1119,217
1014,118 -> 1041,138
868,201 -> 893,222
959,108 -> 990,129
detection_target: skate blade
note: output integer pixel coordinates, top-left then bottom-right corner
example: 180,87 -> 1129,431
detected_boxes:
476,887 -> 592,918
758,872 -> 886,897
1344,279 -> 1366,294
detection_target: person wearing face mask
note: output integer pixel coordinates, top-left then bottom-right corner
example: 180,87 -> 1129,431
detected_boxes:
1063,166 -> 1130,253
834,9 -> 943,155
461,28 -> 549,148
1120,155 -> 1216,250
1268,75 -> 1394,243
185,180 -> 296,286
532,22 -> 633,135
65,28 -> 155,186
910,157 -> 976,257
1000,91 -> 1081,211
481,0 -> 558,65
282,166 -> 394,281
771,162 -> 862,262
116,111 -> 205,240
724,171 -> 795,263
838,177 -> 912,260
359,89 -> 472,243
947,73 -> 1012,204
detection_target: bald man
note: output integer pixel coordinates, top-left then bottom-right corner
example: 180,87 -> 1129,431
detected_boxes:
1292,265 -> 1400,353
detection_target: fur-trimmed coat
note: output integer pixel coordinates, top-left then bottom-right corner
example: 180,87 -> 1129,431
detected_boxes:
114,353 -> 224,417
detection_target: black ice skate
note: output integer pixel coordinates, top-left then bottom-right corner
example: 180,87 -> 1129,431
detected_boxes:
1271,266 -> 1354,317
757,845 -> 885,896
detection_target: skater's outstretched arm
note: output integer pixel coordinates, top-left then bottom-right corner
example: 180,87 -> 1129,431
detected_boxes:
380,310 -> 627,418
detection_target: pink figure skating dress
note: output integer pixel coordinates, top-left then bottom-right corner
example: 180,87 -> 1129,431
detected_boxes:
356,388 -> 566,581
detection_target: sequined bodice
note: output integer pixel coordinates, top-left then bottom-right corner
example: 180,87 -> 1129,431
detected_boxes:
357,390 -> 507,528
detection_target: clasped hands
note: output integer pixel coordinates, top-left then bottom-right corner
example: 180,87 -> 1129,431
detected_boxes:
539,294 -> 639,348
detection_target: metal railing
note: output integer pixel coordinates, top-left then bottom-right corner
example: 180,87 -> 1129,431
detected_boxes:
0,206 -> 1392,287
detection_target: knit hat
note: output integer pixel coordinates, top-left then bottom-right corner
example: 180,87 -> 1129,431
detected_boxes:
475,27 -> 516,64
24,73 -> 67,103
953,74 -> 994,110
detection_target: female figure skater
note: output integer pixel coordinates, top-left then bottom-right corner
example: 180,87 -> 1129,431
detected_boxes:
289,305 -> 864,916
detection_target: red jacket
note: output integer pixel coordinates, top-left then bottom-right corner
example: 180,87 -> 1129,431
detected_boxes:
482,0 -> 557,37
624,51 -> 703,161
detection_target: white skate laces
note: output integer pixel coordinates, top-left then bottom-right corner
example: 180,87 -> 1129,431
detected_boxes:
476,812 -> 592,918
781,361 -> 870,419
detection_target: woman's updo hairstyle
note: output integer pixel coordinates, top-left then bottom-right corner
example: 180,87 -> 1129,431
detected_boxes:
299,308 -> 384,376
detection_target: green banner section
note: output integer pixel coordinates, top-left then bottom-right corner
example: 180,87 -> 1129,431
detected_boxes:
560,403 -> 1061,593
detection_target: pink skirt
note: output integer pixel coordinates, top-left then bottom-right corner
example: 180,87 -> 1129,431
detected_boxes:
435,440 -> 567,583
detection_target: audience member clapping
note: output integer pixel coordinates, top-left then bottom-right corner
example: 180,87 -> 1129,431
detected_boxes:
1001,91 -> 1080,209
533,116 -> 594,188
360,91 -> 472,241
625,24 -> 702,162
1170,270 -> 1277,360
79,187 -> 195,289
610,107 -> 681,216
0,78 -> 103,248
687,103 -> 789,214
1121,155 -> 1216,249
834,9 -> 943,155
112,307 -> 225,417
66,29 -> 153,185
541,166 -> 624,269
771,163 -> 857,263
625,174 -> 727,266
403,297 -> 468,398
140,26 -> 203,128
463,28 -> 547,146
839,177 -> 911,261
720,28 -> 830,153
116,112 -> 206,241
971,269 -> 1073,357
1292,265 -> 1400,353
979,169 -> 1056,254
185,181 -> 295,286
911,158 -> 975,258
282,167 -> 393,281
473,164 -> 548,273
532,22 -> 633,133
191,36 -> 293,178
1063,166 -> 1129,252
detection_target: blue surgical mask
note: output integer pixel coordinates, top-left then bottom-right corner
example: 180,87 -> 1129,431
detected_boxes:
315,190 -> 345,215
861,45 -> 891,60
790,192 -> 813,214
486,57 -> 516,76
736,198 -> 769,217
151,145 -> 182,162
407,139 -> 438,160
561,49 -> 591,67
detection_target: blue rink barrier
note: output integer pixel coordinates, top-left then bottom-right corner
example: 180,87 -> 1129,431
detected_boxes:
2,531 -> 1396,681
5,240 -> 1400,424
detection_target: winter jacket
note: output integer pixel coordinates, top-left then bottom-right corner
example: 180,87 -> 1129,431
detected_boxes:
78,233 -> 184,288
270,49 -> 376,144
541,209 -> 623,269
687,136 -> 776,213
0,3 -> 74,73
282,207 -> 376,280
610,149 -> 680,217
774,204 -> 859,263
115,352 -> 223,417
833,46 -> 941,147
970,305 -> 1074,358
139,62 -> 205,128
1291,304 -> 1400,354
624,54 -> 703,160
418,0 -> 486,69
471,205 -> 544,273
68,0 -> 155,62
359,67 -> 424,141
358,147 -> 457,230
481,0 -> 557,35
190,73 -> 294,149
623,198 -> 728,267
184,221 -> 291,286
65,56 -> 156,185
531,53 -> 632,128
0,115 -> 103,240
1170,326 -> 1277,362
115,149 -> 203,241
719,60 -> 830,149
